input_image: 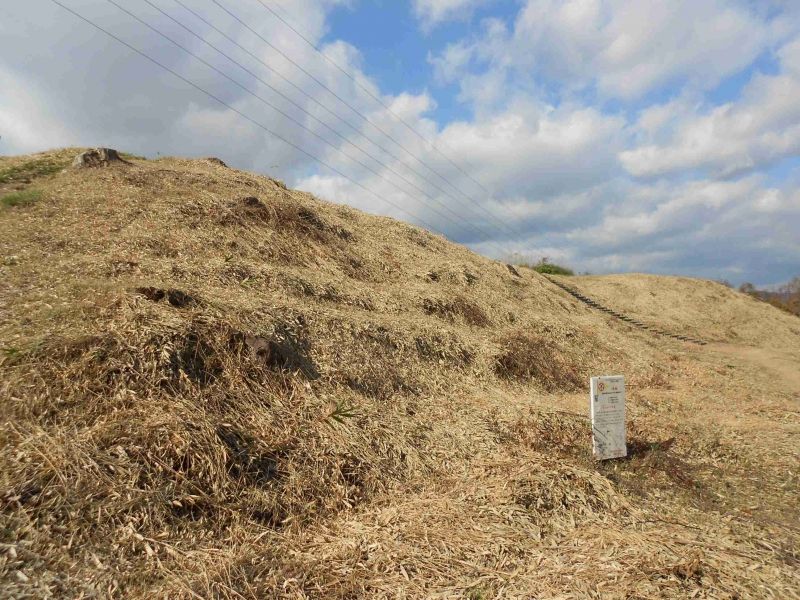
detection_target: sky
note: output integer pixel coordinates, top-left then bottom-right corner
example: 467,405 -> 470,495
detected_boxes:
2,0 -> 799,286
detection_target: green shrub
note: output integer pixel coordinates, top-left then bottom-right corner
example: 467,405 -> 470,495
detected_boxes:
531,261 -> 574,276
504,253 -> 575,276
1,189 -> 43,209
0,157 -> 69,184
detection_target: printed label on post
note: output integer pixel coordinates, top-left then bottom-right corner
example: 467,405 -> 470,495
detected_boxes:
590,375 -> 627,460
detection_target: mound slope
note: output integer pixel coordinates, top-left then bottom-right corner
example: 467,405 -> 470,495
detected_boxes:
563,273 -> 800,353
1,149 -> 798,598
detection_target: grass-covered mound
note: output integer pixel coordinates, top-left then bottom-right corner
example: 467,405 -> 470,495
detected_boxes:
1,149 -> 798,598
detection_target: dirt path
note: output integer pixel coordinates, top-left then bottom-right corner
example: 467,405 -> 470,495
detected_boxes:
709,343 -> 800,394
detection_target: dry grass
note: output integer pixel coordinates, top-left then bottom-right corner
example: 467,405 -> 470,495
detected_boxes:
493,331 -> 582,390
1,148 -> 798,598
422,295 -> 491,327
565,272 -> 800,354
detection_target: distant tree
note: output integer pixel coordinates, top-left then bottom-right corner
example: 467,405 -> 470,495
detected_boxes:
739,277 -> 800,317
739,282 -> 756,295
785,277 -> 800,294
783,277 -> 800,315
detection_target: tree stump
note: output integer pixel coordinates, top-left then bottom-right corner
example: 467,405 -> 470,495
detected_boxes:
71,148 -> 128,168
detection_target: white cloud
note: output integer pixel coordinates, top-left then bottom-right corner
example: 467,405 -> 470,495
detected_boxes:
620,37 -> 800,178
558,176 -> 800,284
576,178 -> 766,246
295,98 -> 625,250
412,0 -> 495,30
436,102 -> 624,197
431,0 -> 787,101
592,0 -> 770,99
430,41 -> 473,86
779,37 -> 800,76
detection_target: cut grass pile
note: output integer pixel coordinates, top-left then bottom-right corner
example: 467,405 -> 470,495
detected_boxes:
493,331 -> 582,390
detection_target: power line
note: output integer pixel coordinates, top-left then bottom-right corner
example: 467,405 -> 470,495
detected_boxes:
45,0 -> 437,234
105,0 -> 510,251
168,0 -> 513,243
47,0 -> 511,257
138,0 -> 511,247
209,0 -> 519,240
254,0 -> 519,234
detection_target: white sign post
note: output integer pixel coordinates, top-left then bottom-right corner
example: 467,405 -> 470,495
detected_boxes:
590,375 -> 627,460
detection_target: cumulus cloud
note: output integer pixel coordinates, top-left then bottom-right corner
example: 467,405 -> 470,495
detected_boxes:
620,37 -> 800,178
431,0 -> 788,101
412,0 -> 495,30
0,68 -> 77,151
299,100 -> 625,248
546,177 -> 800,283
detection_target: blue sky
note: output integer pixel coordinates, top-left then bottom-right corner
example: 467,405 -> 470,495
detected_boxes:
1,0 -> 799,285
324,0 -> 518,121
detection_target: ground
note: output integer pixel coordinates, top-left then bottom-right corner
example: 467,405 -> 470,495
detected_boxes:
1,149 -> 798,599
